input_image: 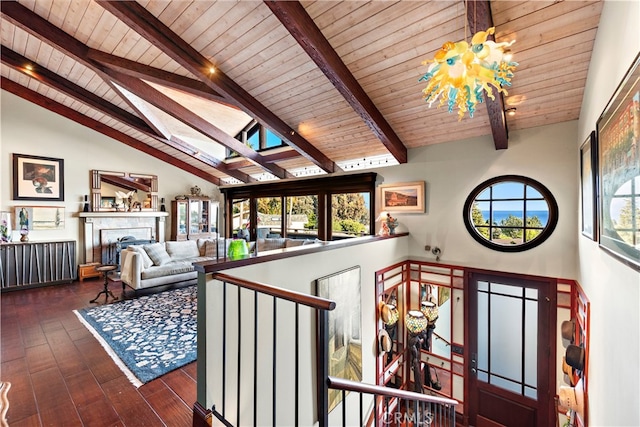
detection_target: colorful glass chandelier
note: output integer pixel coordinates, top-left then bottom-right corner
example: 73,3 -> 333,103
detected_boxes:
419,27 -> 517,120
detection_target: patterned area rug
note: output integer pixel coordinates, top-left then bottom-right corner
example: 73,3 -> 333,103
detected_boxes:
74,285 -> 197,387
0,381 -> 10,427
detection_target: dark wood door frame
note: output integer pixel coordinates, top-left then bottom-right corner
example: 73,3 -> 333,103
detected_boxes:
465,268 -> 557,427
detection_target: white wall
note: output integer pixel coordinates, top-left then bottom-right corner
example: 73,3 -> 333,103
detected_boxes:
0,91 -> 222,264
370,121 -> 579,280
576,1 -> 640,426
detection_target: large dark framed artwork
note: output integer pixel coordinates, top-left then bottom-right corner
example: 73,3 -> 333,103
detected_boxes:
596,53 -> 640,270
580,131 -> 598,241
12,154 -> 64,201
316,266 -> 362,413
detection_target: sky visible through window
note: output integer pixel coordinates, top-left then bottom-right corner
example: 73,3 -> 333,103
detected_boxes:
477,182 -> 549,224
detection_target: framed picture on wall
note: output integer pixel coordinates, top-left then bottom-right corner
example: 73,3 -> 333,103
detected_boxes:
12,153 -> 64,201
379,181 -> 425,213
596,52 -> 640,270
14,206 -> 65,230
316,266 -> 362,413
580,131 -> 598,241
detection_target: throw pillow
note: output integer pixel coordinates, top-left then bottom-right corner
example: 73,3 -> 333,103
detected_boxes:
204,240 -> 219,257
127,245 -> 153,269
144,242 -> 171,266
166,240 -> 199,260
285,239 -> 305,248
258,238 -> 286,251
196,238 -> 211,257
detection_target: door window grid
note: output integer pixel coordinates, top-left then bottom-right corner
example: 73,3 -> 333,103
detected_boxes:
477,281 -> 539,399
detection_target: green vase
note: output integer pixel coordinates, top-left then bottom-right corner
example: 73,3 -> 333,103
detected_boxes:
227,239 -> 249,260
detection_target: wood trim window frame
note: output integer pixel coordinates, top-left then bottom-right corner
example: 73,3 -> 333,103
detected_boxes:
220,172 -> 377,241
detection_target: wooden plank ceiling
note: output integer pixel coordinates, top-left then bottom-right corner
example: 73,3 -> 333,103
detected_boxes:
1,0 -> 603,185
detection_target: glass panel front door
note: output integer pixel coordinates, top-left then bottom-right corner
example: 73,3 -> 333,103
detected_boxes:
477,279 -> 539,397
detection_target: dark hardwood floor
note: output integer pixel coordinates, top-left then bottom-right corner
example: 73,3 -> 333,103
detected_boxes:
1,279 -> 197,426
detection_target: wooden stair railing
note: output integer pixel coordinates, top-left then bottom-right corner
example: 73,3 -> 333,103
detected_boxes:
327,376 -> 458,427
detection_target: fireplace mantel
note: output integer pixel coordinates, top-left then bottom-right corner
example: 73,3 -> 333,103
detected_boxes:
79,211 -> 169,219
78,211 -> 169,264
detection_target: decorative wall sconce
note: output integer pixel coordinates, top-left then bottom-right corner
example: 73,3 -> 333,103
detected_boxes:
405,310 -> 428,335
421,300 -> 439,325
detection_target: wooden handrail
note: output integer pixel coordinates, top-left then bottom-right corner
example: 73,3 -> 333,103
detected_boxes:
327,376 -> 458,406
212,272 -> 336,311
432,331 -> 451,347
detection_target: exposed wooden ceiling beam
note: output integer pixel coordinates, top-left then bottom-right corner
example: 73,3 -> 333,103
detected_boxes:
95,0 -> 340,175
1,42 -> 251,184
466,0 -> 509,150
1,78 -> 223,186
0,45 -> 157,137
87,49 -> 235,108
104,81 -> 256,183
168,136 -> 256,183
1,2 -> 90,68
264,1 -> 408,164
0,1 -> 254,183
102,68 -> 291,179
224,149 -> 302,171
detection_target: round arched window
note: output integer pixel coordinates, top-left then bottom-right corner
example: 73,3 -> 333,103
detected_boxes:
463,175 -> 559,252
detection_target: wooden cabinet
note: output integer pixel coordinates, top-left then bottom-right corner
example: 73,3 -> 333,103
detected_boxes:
0,240 -> 77,291
171,197 -> 218,241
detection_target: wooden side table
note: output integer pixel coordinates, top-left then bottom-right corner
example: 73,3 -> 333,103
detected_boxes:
78,262 -> 101,281
90,265 -> 118,303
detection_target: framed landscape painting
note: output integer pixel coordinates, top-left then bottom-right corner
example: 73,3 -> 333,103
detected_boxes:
379,181 -> 425,213
596,53 -> 640,270
580,131 -> 597,241
13,154 -> 64,201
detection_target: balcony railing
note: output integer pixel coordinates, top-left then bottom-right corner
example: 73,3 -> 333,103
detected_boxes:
202,272 -> 456,426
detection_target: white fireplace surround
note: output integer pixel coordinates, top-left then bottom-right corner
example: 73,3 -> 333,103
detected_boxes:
78,211 -> 168,264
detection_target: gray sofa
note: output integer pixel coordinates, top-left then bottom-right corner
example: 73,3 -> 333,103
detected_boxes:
120,237 -> 319,291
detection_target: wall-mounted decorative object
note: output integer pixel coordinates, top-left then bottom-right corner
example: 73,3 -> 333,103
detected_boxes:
14,206 -> 65,231
580,131 -> 598,241
379,181 -> 425,213
316,266 -> 362,413
12,154 -> 64,201
596,52 -> 640,270
90,170 -> 157,212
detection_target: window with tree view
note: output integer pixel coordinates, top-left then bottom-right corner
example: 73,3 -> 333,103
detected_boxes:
221,173 -> 376,242
331,192 -> 371,239
463,176 -> 558,252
